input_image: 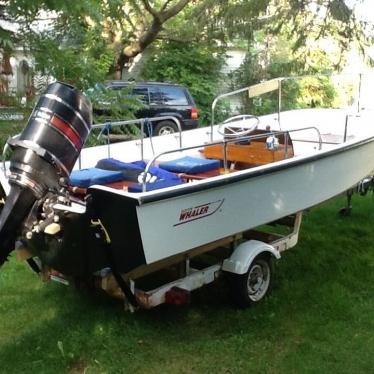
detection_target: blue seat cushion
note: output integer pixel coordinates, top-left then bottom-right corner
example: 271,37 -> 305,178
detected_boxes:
159,156 -> 220,174
69,168 -> 125,188
96,158 -> 181,183
128,178 -> 184,193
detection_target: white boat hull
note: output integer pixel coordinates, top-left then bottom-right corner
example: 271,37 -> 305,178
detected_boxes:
93,136 -> 374,265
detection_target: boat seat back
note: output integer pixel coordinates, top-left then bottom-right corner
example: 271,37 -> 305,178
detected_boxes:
69,168 -> 126,188
96,158 -> 182,182
95,158 -> 183,192
159,156 -> 220,174
127,178 -> 184,192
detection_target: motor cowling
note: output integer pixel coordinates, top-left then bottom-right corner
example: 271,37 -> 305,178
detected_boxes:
0,82 -> 92,265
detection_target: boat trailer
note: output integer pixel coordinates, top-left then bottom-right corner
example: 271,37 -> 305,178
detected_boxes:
43,212 -> 303,311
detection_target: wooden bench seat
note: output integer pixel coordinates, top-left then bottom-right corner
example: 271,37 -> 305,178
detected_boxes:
203,141 -> 293,166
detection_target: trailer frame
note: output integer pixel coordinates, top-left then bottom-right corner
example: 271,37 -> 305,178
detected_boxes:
95,212 -> 303,310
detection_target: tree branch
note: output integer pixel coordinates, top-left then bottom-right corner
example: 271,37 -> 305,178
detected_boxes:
161,0 -> 174,12
141,0 -> 159,19
123,0 -> 191,59
156,33 -> 198,43
159,0 -> 190,23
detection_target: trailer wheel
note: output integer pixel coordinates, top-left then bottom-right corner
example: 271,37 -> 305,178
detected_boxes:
229,254 -> 272,308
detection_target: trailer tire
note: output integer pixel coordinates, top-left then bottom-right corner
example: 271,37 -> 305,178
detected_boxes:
228,254 -> 272,308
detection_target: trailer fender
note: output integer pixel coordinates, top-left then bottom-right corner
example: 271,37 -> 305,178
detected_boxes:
222,240 -> 280,275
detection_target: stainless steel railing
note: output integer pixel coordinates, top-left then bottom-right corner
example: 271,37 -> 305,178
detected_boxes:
142,126 -> 322,192
210,73 -> 367,143
78,115 -> 182,168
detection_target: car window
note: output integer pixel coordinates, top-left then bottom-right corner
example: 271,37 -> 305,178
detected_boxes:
148,87 -> 163,105
133,87 -> 149,104
160,86 -> 189,105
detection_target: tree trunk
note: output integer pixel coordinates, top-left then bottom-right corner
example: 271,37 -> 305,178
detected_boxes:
113,53 -> 128,80
112,0 -> 191,80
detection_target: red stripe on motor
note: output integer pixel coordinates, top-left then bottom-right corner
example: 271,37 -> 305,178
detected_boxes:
50,115 -> 81,149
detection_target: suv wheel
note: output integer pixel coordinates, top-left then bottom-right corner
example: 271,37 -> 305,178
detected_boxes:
154,121 -> 179,136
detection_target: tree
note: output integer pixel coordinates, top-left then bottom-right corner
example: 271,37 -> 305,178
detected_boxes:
112,0 -> 191,78
141,41 -> 226,123
191,0 -> 372,57
228,28 -> 340,115
0,3 -> 16,97
1,0 -> 372,89
5,0 -> 194,82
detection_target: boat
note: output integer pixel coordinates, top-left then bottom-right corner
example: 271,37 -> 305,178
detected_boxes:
1,79 -> 374,309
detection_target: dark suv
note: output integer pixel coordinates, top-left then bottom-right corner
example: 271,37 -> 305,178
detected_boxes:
93,81 -> 199,136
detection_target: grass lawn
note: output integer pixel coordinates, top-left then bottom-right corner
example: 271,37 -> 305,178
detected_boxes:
0,120 -> 25,150
0,195 -> 373,373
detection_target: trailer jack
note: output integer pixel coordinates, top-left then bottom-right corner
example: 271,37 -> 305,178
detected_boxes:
340,175 -> 374,216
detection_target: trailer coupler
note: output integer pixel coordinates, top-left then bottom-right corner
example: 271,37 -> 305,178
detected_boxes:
340,175 -> 374,216
357,176 -> 374,196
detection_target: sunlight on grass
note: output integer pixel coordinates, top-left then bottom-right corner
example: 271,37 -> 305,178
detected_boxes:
0,195 -> 373,373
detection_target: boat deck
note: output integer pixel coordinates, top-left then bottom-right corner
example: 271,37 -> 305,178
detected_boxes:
67,108 -> 374,198
69,129 -> 295,196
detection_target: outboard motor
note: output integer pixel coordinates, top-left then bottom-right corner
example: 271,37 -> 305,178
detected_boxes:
0,82 -> 91,265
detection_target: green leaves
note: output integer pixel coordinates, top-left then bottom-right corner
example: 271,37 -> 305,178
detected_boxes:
0,27 -> 14,49
329,0 -> 352,23
0,0 -> 371,115
141,41 -> 226,124
229,28 -> 339,115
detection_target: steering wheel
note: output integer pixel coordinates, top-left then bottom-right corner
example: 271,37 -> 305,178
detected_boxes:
218,114 -> 260,138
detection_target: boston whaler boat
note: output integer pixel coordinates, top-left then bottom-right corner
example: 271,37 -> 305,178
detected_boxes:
0,78 -> 373,309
